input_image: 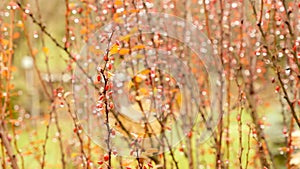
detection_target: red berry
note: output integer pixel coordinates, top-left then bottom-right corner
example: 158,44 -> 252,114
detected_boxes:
237,114 -> 241,121
293,45 -> 297,52
99,95 -> 104,101
7,134 -> 12,142
105,85 -> 110,91
103,55 -> 108,61
97,161 -> 103,165
187,131 -> 192,138
107,63 -> 112,70
111,129 -> 116,136
77,7 -> 83,14
275,86 -> 280,92
96,102 -> 103,109
103,154 -> 109,161
97,75 -> 101,82
283,127 -> 287,135
148,162 -> 153,168
109,102 -> 114,109
109,82 -> 113,88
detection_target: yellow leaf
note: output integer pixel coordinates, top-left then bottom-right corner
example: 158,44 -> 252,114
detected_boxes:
68,3 -> 77,9
17,21 -> 24,28
139,87 -> 148,95
119,48 -> 130,55
141,69 -> 150,75
110,44 -> 119,55
71,153 -> 79,158
107,72 -> 114,78
127,81 -> 134,88
132,44 -> 146,51
134,76 -> 143,83
176,93 -> 182,105
129,27 -> 138,34
135,54 -> 144,59
119,34 -> 131,42
42,47 -> 49,55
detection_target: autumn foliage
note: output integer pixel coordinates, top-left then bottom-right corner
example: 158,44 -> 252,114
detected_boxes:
0,0 -> 300,169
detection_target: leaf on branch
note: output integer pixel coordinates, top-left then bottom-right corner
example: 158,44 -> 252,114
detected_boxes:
42,47 -> 49,55
119,48 -> 130,55
114,0 -> 123,6
132,44 -> 146,51
109,44 -> 119,55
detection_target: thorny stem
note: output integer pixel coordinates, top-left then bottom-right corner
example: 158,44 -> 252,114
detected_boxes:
245,125 -> 252,169
99,30 -> 115,168
63,97 -> 88,168
17,1 -> 98,92
276,70 -> 300,127
249,0 -> 300,129
53,109 -> 66,169
41,106 -> 55,169
20,12 -> 51,99
63,96 -> 88,168
34,0 -> 54,96
0,5 -> 19,169
216,0 -> 225,168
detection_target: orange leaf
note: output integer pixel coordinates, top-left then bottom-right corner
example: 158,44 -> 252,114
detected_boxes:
129,9 -> 140,13
32,49 -> 38,56
13,32 -> 20,39
80,27 -> 87,35
22,151 -> 33,156
1,39 -> 9,46
10,66 -> 17,72
114,0 -> 123,6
